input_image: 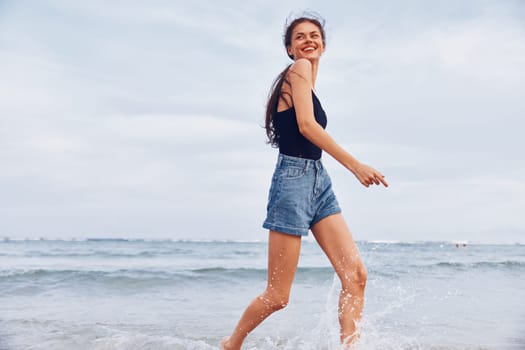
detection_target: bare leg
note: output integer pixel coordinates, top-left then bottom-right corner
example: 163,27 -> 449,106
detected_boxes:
222,230 -> 301,350
311,214 -> 367,346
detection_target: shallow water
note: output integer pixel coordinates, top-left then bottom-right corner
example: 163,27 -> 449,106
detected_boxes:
0,239 -> 524,349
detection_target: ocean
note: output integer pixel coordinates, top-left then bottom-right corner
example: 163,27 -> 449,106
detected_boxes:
0,238 -> 524,350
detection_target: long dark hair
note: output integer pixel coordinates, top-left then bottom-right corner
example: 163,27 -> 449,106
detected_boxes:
265,14 -> 326,147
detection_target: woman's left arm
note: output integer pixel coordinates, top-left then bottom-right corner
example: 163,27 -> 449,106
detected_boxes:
290,59 -> 388,188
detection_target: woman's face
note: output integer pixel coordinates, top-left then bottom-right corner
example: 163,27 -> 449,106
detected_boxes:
287,21 -> 325,61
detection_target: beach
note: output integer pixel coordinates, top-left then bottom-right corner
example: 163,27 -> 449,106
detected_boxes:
0,238 -> 524,350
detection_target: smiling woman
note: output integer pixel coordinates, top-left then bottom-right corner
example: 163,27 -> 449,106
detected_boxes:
221,12 -> 388,350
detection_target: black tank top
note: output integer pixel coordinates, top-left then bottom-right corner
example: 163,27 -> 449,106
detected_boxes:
274,91 -> 327,160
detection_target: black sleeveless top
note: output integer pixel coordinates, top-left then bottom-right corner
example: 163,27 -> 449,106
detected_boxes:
274,92 -> 327,160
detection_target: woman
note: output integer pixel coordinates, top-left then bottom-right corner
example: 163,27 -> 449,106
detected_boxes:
222,13 -> 388,350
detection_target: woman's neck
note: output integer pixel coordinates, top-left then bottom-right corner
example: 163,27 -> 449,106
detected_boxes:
310,59 -> 320,88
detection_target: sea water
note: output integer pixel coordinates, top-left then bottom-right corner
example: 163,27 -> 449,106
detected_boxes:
0,238 -> 524,350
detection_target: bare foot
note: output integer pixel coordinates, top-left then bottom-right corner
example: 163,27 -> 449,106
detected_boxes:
220,336 -> 232,350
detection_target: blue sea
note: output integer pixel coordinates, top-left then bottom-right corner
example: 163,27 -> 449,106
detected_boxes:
0,238 -> 524,350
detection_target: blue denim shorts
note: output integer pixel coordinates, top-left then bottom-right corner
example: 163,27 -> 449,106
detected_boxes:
262,154 -> 342,236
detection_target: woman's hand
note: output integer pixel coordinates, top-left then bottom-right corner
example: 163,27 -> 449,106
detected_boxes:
350,162 -> 388,188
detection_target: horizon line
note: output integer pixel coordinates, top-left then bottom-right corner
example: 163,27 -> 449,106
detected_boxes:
1,236 -> 523,245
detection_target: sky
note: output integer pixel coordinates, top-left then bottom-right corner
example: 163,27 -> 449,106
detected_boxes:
1,0 -> 524,243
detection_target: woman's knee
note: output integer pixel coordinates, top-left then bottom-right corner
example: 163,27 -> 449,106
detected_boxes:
356,264 -> 367,286
259,289 -> 290,312
341,263 -> 367,290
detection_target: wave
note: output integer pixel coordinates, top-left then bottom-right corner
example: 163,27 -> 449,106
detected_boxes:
376,259 -> 525,274
0,269 -> 181,296
0,250 -> 186,258
1,258 -> 523,288
1,266 -> 334,279
433,260 -> 525,269
0,266 -> 337,294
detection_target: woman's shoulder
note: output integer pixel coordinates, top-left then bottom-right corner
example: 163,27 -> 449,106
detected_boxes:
289,59 -> 312,81
291,58 -> 312,69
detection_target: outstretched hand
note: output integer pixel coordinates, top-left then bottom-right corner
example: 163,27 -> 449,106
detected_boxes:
351,162 -> 388,188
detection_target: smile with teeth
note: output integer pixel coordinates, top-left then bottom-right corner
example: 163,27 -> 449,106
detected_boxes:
303,46 -> 316,53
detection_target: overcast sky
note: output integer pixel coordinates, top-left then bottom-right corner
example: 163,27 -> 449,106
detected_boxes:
1,0 -> 524,243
